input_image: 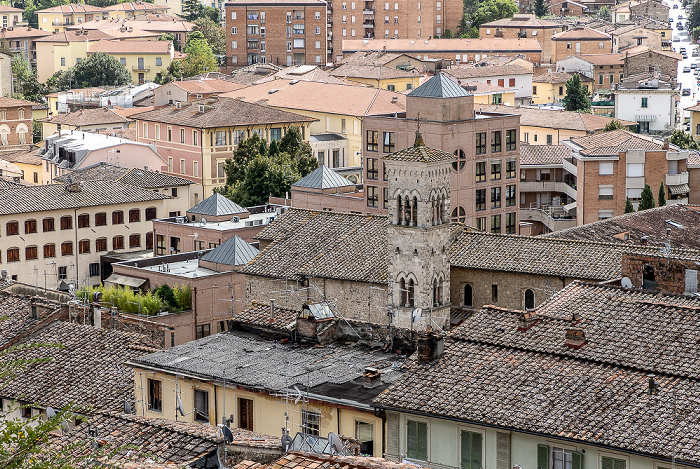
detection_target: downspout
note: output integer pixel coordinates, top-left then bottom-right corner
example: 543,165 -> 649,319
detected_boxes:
193,287 -> 198,339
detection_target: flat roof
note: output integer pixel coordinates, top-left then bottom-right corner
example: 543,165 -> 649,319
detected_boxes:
156,210 -> 277,232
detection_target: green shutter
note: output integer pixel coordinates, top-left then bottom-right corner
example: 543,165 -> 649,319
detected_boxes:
407,420 -> 417,459
572,452 -> 583,469
407,420 -> 428,461
471,432 -> 483,469
614,458 -> 626,469
461,431 -> 472,469
537,444 -> 549,469
460,431 -> 483,469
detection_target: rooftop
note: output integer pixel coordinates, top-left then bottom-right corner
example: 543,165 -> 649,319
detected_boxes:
480,14 -> 561,28
477,104 -> 636,131
552,26 -> 611,40
330,64 -> 419,80
169,78 -> 248,94
0,148 -> 43,166
292,165 -> 354,190
519,142 -> 570,165
258,65 -> 345,85
39,107 -> 131,127
407,73 -> 469,98
86,39 -> 172,54
131,97 -> 316,128
337,51 -> 420,67
563,52 -> 624,66
35,29 -> 114,43
235,452 -> 430,469
157,209 -> 279,232
36,3 -> 105,13
188,192 -> 248,217
0,96 -> 39,107
567,129 -> 678,156
200,235 -> 259,267
0,293 -> 56,348
54,162 -> 194,188
103,2 -> 168,11
0,27 -> 51,39
383,140 -> 457,163
342,38 -> 543,53
443,64 -> 532,79
532,71 -> 593,83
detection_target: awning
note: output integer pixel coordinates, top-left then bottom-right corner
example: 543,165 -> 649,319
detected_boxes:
563,201 -> 577,213
669,183 -> 690,195
635,115 -> 656,122
104,274 -> 147,289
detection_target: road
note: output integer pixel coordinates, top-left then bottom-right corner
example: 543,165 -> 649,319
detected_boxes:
670,0 -> 698,129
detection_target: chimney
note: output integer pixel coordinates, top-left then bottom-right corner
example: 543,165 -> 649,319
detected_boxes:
564,328 -> 587,349
640,236 -> 649,245
648,375 -> 658,395
517,311 -> 539,331
362,367 -> 382,388
416,331 -> 445,363
663,138 -> 669,150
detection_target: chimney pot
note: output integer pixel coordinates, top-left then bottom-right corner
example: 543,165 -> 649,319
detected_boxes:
565,328 -> 587,349
518,311 -> 539,331
416,332 -> 445,363
362,367 -> 382,388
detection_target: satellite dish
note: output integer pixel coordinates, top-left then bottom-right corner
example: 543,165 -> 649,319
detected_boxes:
123,399 -> 132,414
621,277 -> 633,288
281,433 -> 293,451
221,425 -> 234,443
61,421 -> 70,433
328,432 -> 343,455
46,407 -> 56,419
412,308 -> 422,323
176,394 -> 185,416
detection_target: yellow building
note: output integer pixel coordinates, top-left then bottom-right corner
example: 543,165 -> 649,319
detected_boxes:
223,79 -> 407,169
103,2 -> 169,20
685,104 -> 700,138
531,72 -> 593,105
464,81 -> 517,106
0,149 -> 43,184
330,64 -> 422,92
127,305 -> 389,457
36,3 -> 107,33
87,40 -> 174,84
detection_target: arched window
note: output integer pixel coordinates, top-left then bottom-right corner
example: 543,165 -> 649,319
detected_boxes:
407,279 -> 415,308
464,284 -> 473,307
96,238 -> 107,252
129,209 -> 140,223
112,210 -> 124,225
452,149 -> 466,171
24,219 -> 37,234
25,245 -> 38,260
451,206 -> 466,223
43,244 -> 56,258
61,241 -> 73,256
42,217 -> 55,232
60,216 -> 72,230
95,212 -> 107,226
113,236 -> 125,250
524,289 -> 535,310
129,234 -> 141,248
146,232 -> 154,250
399,277 -> 407,307
7,247 -> 19,262
145,207 -> 157,221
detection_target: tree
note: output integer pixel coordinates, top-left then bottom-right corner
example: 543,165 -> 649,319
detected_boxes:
441,29 -> 454,38
638,184 -> 655,211
11,56 -> 44,102
182,0 -> 204,21
562,73 -> 591,112
457,14 -> 469,36
658,182 -> 666,207
598,5 -> 610,17
181,31 -> 218,77
269,139 -> 280,156
70,52 -> 131,88
669,129 -> 700,150
690,0 -> 700,31
624,197 -> 635,213
472,0 -> 518,28
534,0 -> 548,17
604,119 -> 624,131
202,6 -> 221,23
193,17 -> 226,55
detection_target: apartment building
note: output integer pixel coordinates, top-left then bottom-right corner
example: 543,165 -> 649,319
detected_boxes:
443,63 -> 533,105
479,15 -> 562,63
154,79 -> 248,105
0,5 -> 24,28
86,39 -> 175,84
551,26 -> 612,62
0,97 -> 34,147
103,2 -> 169,20
556,53 -> 624,93
613,73 -> 677,134
225,0 -> 328,67
328,0 -> 462,62
531,72 -> 593,105
0,27 -> 50,65
564,130 -> 689,224
362,73 -> 520,234
37,4 -> 107,33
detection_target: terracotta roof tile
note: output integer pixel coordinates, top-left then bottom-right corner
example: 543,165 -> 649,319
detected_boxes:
87,39 -> 171,54
519,142 -> 570,165
39,107 -> 131,126
342,38 -> 543,53
444,64 -> 531,79
477,105 -> 636,131
552,26 -> 611,40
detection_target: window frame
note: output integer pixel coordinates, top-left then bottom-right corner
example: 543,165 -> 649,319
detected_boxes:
406,417 -> 429,461
382,131 -> 395,153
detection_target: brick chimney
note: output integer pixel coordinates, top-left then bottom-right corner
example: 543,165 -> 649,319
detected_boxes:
565,328 -> 587,349
518,311 -> 540,331
362,367 -> 382,388
416,331 -> 445,363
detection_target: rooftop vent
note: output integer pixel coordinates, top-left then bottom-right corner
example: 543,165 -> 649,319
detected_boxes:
268,89 -> 278,94
564,328 -> 587,349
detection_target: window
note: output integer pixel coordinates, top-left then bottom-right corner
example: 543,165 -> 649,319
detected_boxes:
171,236 -> 181,253
112,235 -> 124,250
193,130 -> 199,146
96,238 -> 107,252
599,162 -> 614,175
194,389 -> 209,422
506,159 -> 516,178
315,11 -> 321,19
172,187 -> 178,198
58,266 -> 67,279
215,130 -> 226,147
506,129 -> 516,151
25,245 -> 37,260
366,130 -> 378,151
475,161 -> 486,182
599,185 -> 613,200
145,207 -> 157,221
146,232 -> 154,250
506,212 -> 516,234
112,211 -> 124,225
492,93 -> 502,104
129,209 -> 140,223
61,241 -> 73,256
406,420 -> 428,461
42,218 -> 55,232
239,398 -> 253,430
7,247 -> 18,262
180,159 -> 186,175
533,85 -> 537,94
451,206 -> 466,223
506,185 -> 516,206
383,131 -> 395,152
491,131 -> 502,153
367,186 -> 378,208
231,11 -> 236,19
509,78 -> 515,87
24,219 -> 37,234
490,160 -> 501,180
492,284 -> 498,301
491,187 -> 501,208
355,421 -> 374,455
627,163 -> 644,177
6,221 -> 18,236
77,214 -> 89,228
452,149 -> 466,171
302,410 -> 321,435
641,97 -> 648,108
599,74 -> 603,85
155,124 -> 160,140
89,263 -> 99,277
43,244 -> 56,258
387,84 -> 395,91
475,132 -> 486,154
148,379 -> 162,412
476,217 -> 486,231
367,158 -> 378,179
475,189 -> 486,211
460,430 -> 483,469
129,234 -> 141,248
94,212 -> 107,226
609,74 -> 614,84
156,235 -> 165,255
231,26 -> 237,35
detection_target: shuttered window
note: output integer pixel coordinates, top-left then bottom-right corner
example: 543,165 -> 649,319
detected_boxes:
194,390 -> 208,422
602,456 -> 625,469
460,430 -> 482,469
572,452 -> 583,469
239,397 -> 253,430
537,444 -> 549,469
406,420 -> 428,461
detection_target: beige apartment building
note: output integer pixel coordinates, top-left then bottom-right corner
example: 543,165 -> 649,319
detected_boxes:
552,27 -> 613,62
479,15 -> 562,63
225,0 -> 328,67
37,3 -> 107,33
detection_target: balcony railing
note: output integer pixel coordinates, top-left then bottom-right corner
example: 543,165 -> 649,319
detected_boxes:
519,181 -> 577,199
666,171 -> 689,186
520,205 -> 577,232
132,66 -> 150,72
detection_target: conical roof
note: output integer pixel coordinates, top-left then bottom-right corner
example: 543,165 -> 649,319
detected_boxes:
407,73 -> 469,98
200,235 -> 259,266
187,193 -> 248,217
292,166 -> 354,189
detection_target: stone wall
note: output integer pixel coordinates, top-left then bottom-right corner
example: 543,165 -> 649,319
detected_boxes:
620,253 -> 700,294
626,51 -> 678,80
630,0 -> 669,22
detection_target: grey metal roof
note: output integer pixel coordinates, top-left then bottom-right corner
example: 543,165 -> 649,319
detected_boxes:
407,73 -> 469,98
200,235 -> 258,266
292,166 -> 354,189
310,133 -> 347,142
187,193 -> 248,216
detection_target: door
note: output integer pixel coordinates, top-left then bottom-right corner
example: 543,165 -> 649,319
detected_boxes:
137,57 -> 144,70
238,398 -> 253,430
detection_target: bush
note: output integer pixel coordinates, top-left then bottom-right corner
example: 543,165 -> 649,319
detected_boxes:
78,284 -> 164,316
154,284 -> 177,309
173,285 -> 193,311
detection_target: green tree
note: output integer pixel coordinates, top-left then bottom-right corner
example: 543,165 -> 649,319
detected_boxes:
193,17 -> 226,55
690,0 -> 700,31
669,129 -> 700,150
441,29 -> 454,38
638,184 -> 655,211
604,119 -> 624,131
182,0 -> 204,21
562,73 -> 591,112
258,137 -> 269,156
269,139 -> 280,156
658,182 -> 666,207
624,197 -> 635,213
70,52 -> 131,88
472,0 -> 518,28
226,132 -> 264,186
598,5 -> 610,17
534,0 -> 548,17
181,31 -> 218,77
457,14 -> 469,36
11,56 -> 44,102
202,6 -> 221,23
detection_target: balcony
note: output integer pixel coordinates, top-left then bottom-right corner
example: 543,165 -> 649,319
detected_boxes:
363,20 -> 374,28
520,206 -> 577,232
519,181 -> 577,199
363,8 -> 375,14
132,66 -> 150,72
666,171 -> 689,186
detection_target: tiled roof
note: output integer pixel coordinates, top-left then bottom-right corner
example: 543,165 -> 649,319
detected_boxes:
103,2 -> 167,11
232,301 -> 300,331
0,148 -> 42,165
227,0 -> 325,4
450,229 -> 700,280
200,235 -> 258,266
35,29 -> 114,42
330,64 -> 418,80
39,107 -> 130,126
383,142 -> 456,163
292,165 -> 354,189
480,15 -> 561,28
243,209 -> 389,284
532,71 -> 592,83
0,27 -> 51,39
37,3 -> 105,13
171,78 -> 248,94
624,44 -> 682,61
688,151 -> 700,166
342,38 -> 543,53
566,53 -> 623,66
338,51 -> 416,67
477,104 -> 636,131
568,129 -> 674,156
407,73 -> 468,98
131,97 -> 316,128
222,79 -> 406,117
0,96 -> 38,107
552,26 -> 611,40
443,64 -> 532,79
544,204 -> 700,250
0,293 -> 57,348
0,180 -> 170,215
48,412 -> 222,466
56,162 -> 192,188
87,39 -> 171,54
260,65 -> 345,85
235,451 -> 430,469
187,192 -> 247,216
0,321 -> 158,412
519,142 -> 570,165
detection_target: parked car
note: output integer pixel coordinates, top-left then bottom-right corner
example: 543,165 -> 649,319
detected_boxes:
693,50 -> 699,57
683,88 -> 691,96
683,66 -> 691,72
692,63 -> 697,69
680,46 -> 686,52
673,3 -> 678,8
674,36 -> 681,41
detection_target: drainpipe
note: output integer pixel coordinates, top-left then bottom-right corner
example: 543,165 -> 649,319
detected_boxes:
193,287 -> 198,339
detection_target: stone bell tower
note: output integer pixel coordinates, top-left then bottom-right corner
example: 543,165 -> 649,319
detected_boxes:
383,127 -> 453,330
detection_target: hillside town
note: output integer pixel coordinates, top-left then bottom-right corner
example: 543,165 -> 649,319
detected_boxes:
1,0 -> 700,467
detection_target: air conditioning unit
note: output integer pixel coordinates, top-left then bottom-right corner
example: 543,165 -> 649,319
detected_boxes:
232,216 -> 240,222
175,101 -> 182,109
175,217 -> 185,223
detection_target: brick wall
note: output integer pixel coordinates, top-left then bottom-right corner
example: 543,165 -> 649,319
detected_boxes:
620,253 -> 698,294
0,103 -> 33,146
630,0 -> 669,22
625,51 -> 678,80
553,38 -> 612,62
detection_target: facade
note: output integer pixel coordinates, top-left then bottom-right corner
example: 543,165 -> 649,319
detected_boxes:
623,45 -> 680,81
479,15 -> 562,63
613,73 -> 677,134
0,97 -> 34,147
609,25 -> 662,52
154,79 -> 248,106
86,39 -> 175,84
103,2 -> 169,19
36,3 -> 108,33
0,27 -> 51,65
443,64 -> 533,105
556,53 -> 624,93
0,149 -> 44,185
0,51 -> 11,98
225,0 -> 328,67
38,107 -> 132,139
551,27 -> 612,62
531,72 -> 592,105
0,5 -> 24,28
329,64 -> 421,91
132,97 -> 316,199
